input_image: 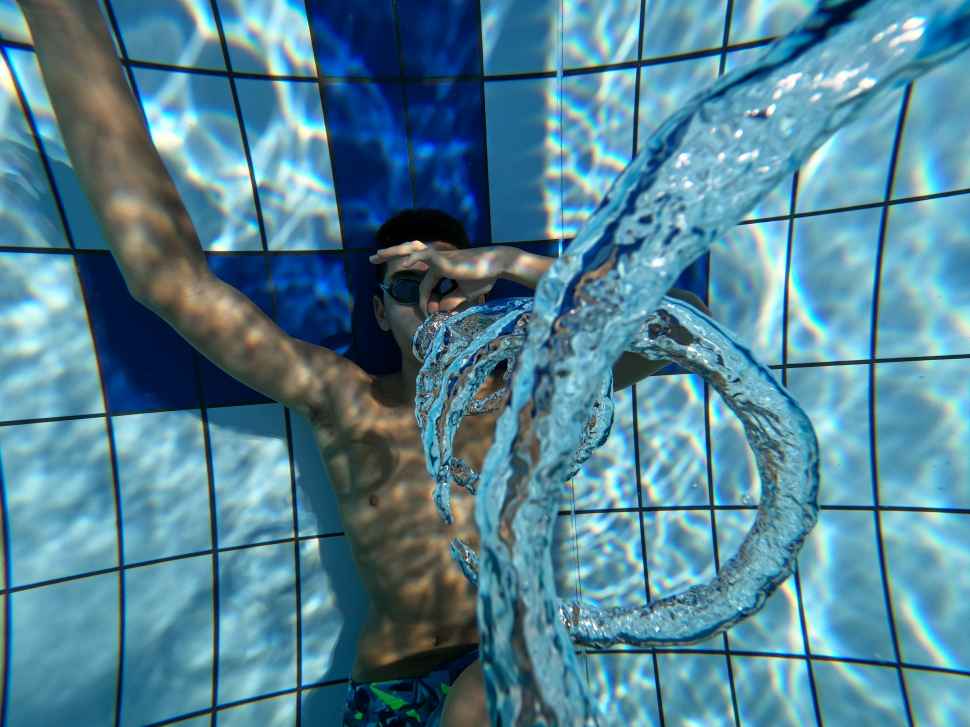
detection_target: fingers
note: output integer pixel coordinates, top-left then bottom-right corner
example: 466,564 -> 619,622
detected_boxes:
418,268 -> 442,317
368,240 -> 426,263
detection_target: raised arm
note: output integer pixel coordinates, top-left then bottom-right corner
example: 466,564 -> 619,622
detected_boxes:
18,0 -> 371,422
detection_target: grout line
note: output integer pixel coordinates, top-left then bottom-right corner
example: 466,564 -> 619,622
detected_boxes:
476,0 -> 494,245
867,82 -> 917,727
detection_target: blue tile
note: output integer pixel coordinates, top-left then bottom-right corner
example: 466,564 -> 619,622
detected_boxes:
194,255 -> 274,408
111,0 -> 226,70
320,81 -> 412,245
481,0 -> 559,75
269,253 -> 353,354
306,0 -> 399,77
813,661 -> 907,727
642,0 -> 727,58
408,80 -> 489,243
397,0 -> 482,77
76,254 -> 201,413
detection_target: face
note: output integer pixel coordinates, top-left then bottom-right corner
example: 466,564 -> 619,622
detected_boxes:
372,240 -> 486,362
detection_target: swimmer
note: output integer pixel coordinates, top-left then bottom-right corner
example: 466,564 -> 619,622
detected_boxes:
18,2 -> 711,724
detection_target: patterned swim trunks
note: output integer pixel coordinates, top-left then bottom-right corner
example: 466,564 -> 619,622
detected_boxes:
342,646 -> 480,726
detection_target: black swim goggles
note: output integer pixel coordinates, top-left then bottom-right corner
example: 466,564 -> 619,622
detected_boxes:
378,272 -> 458,306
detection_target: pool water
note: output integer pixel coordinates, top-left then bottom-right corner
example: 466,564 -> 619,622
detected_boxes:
0,1 -> 967,725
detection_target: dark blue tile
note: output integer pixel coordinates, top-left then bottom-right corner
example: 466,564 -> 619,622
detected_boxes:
306,0 -> 400,77
397,0 -> 482,77
202,255 -> 276,408
76,254 -> 201,414
269,253 -> 353,354
408,80 -> 489,243
321,81 -> 412,245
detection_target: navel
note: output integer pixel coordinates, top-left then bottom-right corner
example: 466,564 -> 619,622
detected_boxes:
369,494 -> 379,507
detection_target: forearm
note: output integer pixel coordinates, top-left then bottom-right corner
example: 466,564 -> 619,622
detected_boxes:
20,1 -> 207,296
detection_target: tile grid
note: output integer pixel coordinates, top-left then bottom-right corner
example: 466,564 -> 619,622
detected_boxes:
0,3 -> 968,726
0,35 -> 133,727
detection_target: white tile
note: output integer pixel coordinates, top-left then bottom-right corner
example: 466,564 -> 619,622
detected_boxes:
813,660 -> 907,727
207,403 -> 294,548
786,364 -> 874,507
484,77 -> 561,242
637,55 -> 720,153
587,651 -> 661,725
234,77 -> 342,251
729,0 -> 813,44
121,557 -> 214,726
573,386 -> 640,512
788,209 -> 881,364
114,410 -> 212,563
877,196 -> 970,359
799,511 -> 896,661
875,360 -> 970,510
216,0 -> 317,77
131,66 -> 262,252
905,668 -> 970,727
0,253 -> 103,422
218,543 -> 297,704
1,418 -> 117,586
111,0 -> 226,70
299,536 -> 368,683
731,655 -> 817,727
219,694 -> 296,727
656,653 -> 736,726
481,0 -> 559,75
643,509 -> 716,598
635,373 -> 709,508
0,0 -> 30,44
883,511 -> 970,672
9,575 -> 118,726
563,0 -> 641,70
641,0 -> 727,58
561,69 -> 637,238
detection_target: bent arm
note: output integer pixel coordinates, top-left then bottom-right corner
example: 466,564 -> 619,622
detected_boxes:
19,0 -> 208,298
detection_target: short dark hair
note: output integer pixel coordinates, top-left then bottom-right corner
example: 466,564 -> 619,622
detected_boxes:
373,208 -> 471,286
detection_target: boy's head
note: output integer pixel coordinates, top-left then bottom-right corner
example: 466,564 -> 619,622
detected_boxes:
371,209 -> 485,363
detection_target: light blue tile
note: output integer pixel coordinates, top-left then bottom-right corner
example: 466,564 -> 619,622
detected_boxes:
484,77 -> 561,242
796,89 -> 902,214
788,209 -> 881,363
573,386 -> 640,512
121,557 -> 214,726
643,509 -> 716,598
876,360 -> 970,510
290,412 -> 343,538
728,0 -> 813,44
0,0 -> 30,43
637,55 -> 720,153
114,410 -> 212,563
731,655 -> 816,727
877,196 -> 970,359
0,253 -> 103,422
481,0 -> 558,75
813,660 -> 907,727
1,49 -> 69,249
299,537 -> 368,684
905,668 -> 970,727
588,652 -> 661,726
786,364 -> 874,507
710,220 -> 789,368
562,69 -> 637,237
894,54 -> 970,198
1,418 -> 117,586
656,653 -> 735,726
207,404 -> 294,548
216,0 -> 316,77
642,0 -> 727,59
8,575 -> 118,726
883,511 -> 970,672
635,373 -> 709,507
563,0 -> 641,69
130,66 -> 262,251
218,543 -> 297,704
716,509 -> 805,655
234,77 -> 341,251
112,0 -> 225,70
219,694 -> 296,727
799,511 -> 896,661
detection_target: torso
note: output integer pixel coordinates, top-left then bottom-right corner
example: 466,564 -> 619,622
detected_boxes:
309,370 -> 506,682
